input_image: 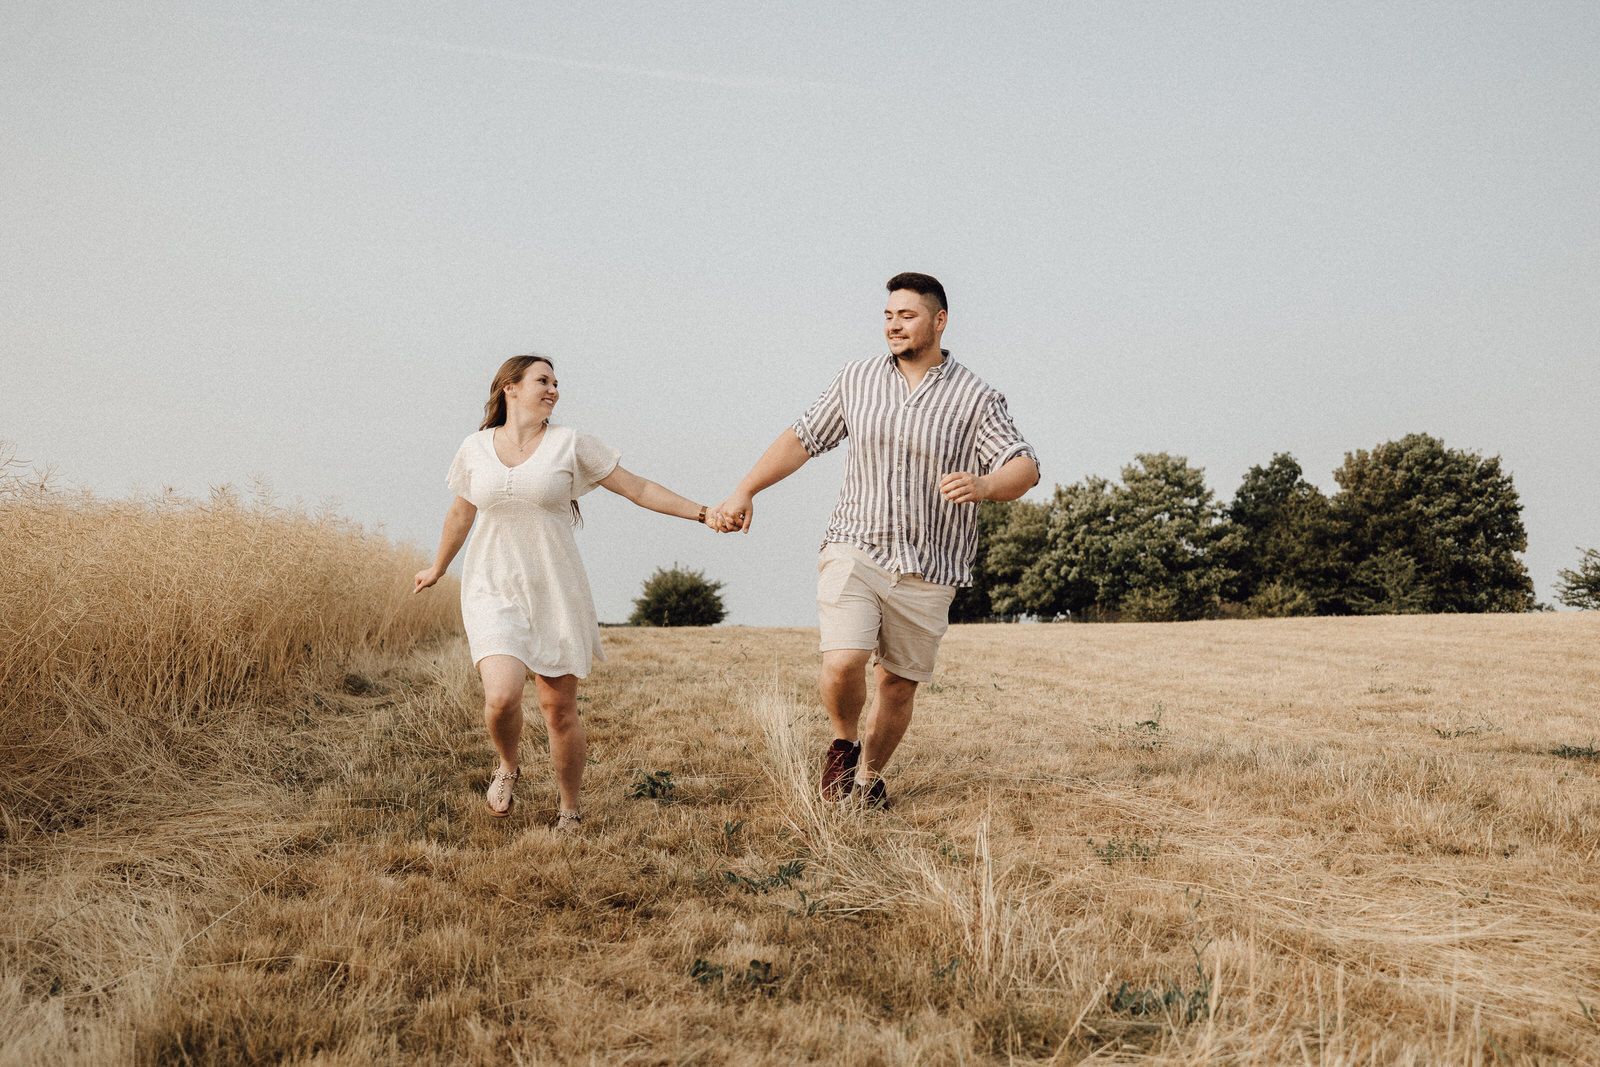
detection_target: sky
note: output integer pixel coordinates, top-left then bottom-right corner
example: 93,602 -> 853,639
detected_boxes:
4,1 -> 1597,625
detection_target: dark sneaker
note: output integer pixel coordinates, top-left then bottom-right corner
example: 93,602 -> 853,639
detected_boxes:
857,777 -> 890,810
820,739 -> 860,801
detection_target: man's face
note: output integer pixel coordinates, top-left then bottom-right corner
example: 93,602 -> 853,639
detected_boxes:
884,289 -> 945,359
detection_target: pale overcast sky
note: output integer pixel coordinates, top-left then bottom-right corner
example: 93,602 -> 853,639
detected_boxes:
4,2 -> 1596,625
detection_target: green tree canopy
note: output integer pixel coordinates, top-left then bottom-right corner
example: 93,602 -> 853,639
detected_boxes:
1555,547 -> 1600,610
1225,453 -> 1339,614
950,499 -> 1049,621
1021,454 -> 1238,621
1330,433 -> 1533,613
628,565 -> 727,627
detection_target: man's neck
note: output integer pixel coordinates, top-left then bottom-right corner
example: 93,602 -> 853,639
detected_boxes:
893,345 -> 946,390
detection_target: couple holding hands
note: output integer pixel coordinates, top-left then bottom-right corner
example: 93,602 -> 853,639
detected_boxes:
414,273 -> 1039,830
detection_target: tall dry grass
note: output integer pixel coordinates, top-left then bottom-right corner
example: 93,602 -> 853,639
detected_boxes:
0,452 -> 458,1062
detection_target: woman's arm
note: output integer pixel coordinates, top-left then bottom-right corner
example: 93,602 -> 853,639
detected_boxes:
414,496 -> 477,592
598,465 -> 708,523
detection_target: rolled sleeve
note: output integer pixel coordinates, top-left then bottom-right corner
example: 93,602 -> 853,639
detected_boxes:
973,393 -> 1038,478
791,371 -> 848,457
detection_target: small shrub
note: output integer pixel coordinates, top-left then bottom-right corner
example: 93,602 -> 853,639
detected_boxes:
627,769 -> 677,801
1089,833 -> 1164,866
1247,580 -> 1315,618
721,859 -> 806,895
1121,587 -> 1180,623
629,565 -> 727,627
1109,943 -> 1213,1026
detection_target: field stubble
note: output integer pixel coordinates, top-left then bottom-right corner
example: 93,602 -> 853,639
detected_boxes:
3,474 -> 1599,1064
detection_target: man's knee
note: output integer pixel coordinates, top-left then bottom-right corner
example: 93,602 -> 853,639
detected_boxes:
876,664 -> 920,695
820,649 -> 871,688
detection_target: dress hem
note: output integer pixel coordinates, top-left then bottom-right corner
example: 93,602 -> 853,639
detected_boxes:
469,648 -> 594,680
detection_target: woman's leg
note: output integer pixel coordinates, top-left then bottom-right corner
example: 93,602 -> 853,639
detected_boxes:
535,673 -> 585,812
478,655 -> 529,775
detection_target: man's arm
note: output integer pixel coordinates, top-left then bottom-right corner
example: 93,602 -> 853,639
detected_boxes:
938,453 -> 1040,505
715,429 -> 812,533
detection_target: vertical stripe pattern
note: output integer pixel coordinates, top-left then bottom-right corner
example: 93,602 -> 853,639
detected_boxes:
791,352 -> 1039,587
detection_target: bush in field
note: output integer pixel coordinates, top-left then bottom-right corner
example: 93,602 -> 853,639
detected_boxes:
1555,547 -> 1600,609
1330,433 -> 1534,613
629,565 -> 726,626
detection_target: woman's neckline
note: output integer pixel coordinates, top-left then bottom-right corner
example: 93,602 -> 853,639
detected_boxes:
486,423 -> 556,471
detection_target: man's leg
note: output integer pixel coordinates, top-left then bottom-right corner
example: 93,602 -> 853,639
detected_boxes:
819,648 -> 872,741
859,664 -> 918,781
815,545 -> 885,800
856,574 -> 956,804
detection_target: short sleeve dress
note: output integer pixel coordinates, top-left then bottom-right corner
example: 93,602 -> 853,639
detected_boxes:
446,425 -> 621,677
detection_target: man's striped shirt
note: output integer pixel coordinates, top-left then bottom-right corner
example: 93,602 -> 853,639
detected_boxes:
791,352 -> 1038,587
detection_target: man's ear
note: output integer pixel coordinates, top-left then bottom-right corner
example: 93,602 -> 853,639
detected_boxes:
935,308 -> 948,331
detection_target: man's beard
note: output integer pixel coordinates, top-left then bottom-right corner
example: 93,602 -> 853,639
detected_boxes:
890,338 -> 931,361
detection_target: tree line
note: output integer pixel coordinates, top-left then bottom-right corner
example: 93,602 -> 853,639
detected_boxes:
625,431 -> 1599,625
952,432 -> 1572,622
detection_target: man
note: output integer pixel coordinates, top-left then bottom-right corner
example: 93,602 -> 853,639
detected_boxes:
716,273 -> 1040,808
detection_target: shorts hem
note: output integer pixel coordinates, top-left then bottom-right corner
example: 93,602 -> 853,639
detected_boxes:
876,658 -> 933,684
817,640 -> 878,654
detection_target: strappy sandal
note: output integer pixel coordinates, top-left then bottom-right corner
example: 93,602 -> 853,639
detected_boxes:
554,809 -> 582,833
485,766 -> 520,817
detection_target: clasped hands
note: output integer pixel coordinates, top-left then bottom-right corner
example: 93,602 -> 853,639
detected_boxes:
701,472 -> 987,535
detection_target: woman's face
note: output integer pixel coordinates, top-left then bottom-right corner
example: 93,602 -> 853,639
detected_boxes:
505,361 -> 559,419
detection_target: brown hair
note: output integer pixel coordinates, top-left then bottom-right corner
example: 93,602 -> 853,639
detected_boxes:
477,353 -> 582,525
480,354 -> 554,430
887,271 -> 947,313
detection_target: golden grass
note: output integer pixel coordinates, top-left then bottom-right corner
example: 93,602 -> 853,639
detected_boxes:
5,471 -> 1599,1063
0,467 -> 459,1063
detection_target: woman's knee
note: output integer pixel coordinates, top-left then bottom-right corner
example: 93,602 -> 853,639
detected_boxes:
483,688 -> 522,719
539,695 -> 579,732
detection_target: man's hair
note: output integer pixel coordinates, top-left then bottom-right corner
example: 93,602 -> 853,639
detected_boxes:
886,272 -> 947,313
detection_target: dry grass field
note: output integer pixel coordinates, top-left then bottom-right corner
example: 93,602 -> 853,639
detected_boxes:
4,477 -> 1599,1064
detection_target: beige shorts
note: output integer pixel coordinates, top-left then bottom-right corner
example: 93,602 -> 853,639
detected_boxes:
816,543 -> 958,684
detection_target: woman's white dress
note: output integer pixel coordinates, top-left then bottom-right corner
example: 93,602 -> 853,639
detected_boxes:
446,425 -> 620,677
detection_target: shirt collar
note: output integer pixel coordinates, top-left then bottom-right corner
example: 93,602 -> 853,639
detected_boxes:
883,349 -> 953,377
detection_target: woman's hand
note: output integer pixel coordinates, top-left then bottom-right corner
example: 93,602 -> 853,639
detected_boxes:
414,565 -> 443,594
707,508 -> 742,533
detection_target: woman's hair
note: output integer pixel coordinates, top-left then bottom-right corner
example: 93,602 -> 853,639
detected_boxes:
478,353 -> 583,526
480,354 -> 554,430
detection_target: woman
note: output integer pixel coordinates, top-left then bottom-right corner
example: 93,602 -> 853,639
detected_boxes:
414,354 -> 730,830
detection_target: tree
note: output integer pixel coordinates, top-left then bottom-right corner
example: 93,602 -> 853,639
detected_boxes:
949,499 -> 1049,621
1225,453 -> 1340,614
628,565 -> 727,626
1330,434 -> 1534,613
1013,476 -> 1118,619
1023,454 -> 1238,621
1556,548 -> 1600,610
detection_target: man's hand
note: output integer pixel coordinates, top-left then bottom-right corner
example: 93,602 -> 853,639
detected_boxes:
713,490 -> 755,532
705,506 -> 742,533
938,471 -> 989,505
